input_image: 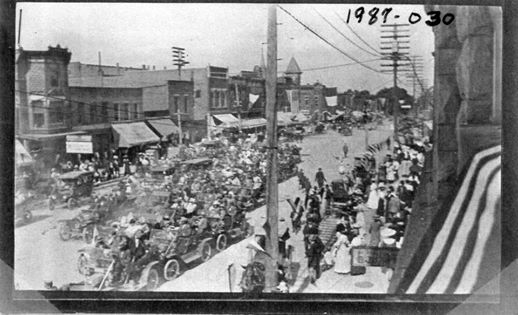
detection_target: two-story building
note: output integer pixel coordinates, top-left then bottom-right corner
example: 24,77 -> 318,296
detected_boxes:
15,45 -> 81,169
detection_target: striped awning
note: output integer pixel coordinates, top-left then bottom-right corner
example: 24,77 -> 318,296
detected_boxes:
398,145 -> 501,294
147,119 -> 179,138
240,118 -> 267,129
15,139 -> 33,166
112,122 -> 160,148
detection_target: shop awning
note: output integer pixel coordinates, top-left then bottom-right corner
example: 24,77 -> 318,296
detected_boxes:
277,112 -> 294,126
212,114 -> 239,128
15,139 -> 33,166
112,122 -> 160,148
17,131 -> 85,141
277,112 -> 309,126
241,118 -> 267,129
147,119 -> 179,138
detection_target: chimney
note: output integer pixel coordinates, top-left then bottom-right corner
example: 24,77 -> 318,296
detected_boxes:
153,65 -> 156,70
142,64 -> 146,69
116,62 -> 120,75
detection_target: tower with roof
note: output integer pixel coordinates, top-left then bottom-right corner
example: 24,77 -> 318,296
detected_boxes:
285,57 -> 302,86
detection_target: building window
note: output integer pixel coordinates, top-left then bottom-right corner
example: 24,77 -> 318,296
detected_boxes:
49,65 -> 59,88
33,113 -> 44,128
213,91 -> 219,108
49,101 -> 64,124
90,103 -> 96,123
133,103 -> 139,119
121,103 -> 129,120
77,102 -> 84,125
101,102 -> 108,123
173,95 -> 179,113
220,90 -> 226,108
184,95 -> 189,113
195,90 -> 201,98
31,100 -> 45,128
113,103 -> 119,121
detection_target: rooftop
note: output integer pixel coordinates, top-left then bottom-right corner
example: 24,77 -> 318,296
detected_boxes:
285,57 -> 302,74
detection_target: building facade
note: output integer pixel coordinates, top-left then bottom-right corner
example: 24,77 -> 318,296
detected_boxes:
15,45 -> 75,168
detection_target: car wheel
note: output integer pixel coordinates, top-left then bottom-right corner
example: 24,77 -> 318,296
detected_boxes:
146,267 -> 160,291
163,259 -> 180,281
59,223 -> 72,241
200,240 -> 212,262
216,234 -> 227,252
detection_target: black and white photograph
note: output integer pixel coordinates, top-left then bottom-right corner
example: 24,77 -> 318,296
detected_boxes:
11,2 -> 503,299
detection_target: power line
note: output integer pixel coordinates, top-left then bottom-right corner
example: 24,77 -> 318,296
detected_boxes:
277,5 -> 387,75
300,58 -> 382,71
313,8 -> 380,58
335,12 -> 380,56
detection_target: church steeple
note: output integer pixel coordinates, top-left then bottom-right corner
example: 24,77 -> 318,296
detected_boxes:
285,57 -> 302,85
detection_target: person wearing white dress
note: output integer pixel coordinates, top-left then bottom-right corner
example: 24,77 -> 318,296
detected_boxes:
366,183 -> 379,210
333,231 -> 351,274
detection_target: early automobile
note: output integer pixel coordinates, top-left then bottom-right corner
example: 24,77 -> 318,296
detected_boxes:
149,164 -> 177,178
76,244 -> 163,291
49,171 -> 94,210
208,213 -> 254,252
180,157 -> 213,171
58,208 -> 104,242
148,222 -> 214,281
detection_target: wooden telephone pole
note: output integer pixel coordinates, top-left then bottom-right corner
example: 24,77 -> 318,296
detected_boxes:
380,24 -> 410,141
264,4 -> 279,292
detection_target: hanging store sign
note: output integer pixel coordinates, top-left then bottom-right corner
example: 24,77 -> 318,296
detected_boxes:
66,135 -> 92,142
351,246 -> 399,269
66,141 -> 93,154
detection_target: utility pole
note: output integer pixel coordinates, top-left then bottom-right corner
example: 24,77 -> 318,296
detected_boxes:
172,46 -> 189,80
380,24 -> 410,141
235,83 -> 242,132
405,55 -> 424,117
17,9 -> 22,48
264,4 -> 279,292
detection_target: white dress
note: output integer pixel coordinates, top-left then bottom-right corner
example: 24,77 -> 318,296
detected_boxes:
366,184 -> 379,209
333,234 -> 351,274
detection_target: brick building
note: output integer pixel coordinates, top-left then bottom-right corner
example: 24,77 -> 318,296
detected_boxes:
15,45 -> 78,168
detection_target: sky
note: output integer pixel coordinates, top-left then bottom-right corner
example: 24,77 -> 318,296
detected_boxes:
16,3 -> 435,95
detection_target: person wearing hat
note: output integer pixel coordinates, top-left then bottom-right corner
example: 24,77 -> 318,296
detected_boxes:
315,168 -> 327,189
306,233 -> 325,284
385,186 -> 401,222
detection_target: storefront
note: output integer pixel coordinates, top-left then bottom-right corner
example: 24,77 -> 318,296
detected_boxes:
112,121 -> 160,161
17,131 -> 86,172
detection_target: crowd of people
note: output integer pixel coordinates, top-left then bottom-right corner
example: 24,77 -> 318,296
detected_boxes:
65,132 -> 304,289
287,131 -> 431,285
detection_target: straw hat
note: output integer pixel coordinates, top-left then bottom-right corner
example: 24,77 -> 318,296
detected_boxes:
380,228 -> 396,238
383,238 -> 396,246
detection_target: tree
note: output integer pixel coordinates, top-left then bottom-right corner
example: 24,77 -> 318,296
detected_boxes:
375,87 -> 413,115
